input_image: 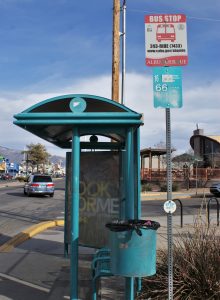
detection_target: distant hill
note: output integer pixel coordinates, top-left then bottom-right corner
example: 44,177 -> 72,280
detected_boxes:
0,145 -> 66,165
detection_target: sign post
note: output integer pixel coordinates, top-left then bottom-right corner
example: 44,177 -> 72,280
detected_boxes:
145,13 -> 188,300
165,107 -> 174,300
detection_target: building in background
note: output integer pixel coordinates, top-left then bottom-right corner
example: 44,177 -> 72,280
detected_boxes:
190,128 -> 220,168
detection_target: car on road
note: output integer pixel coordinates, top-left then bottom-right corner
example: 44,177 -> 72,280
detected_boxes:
210,182 -> 220,196
0,173 -> 13,180
24,174 -> 55,197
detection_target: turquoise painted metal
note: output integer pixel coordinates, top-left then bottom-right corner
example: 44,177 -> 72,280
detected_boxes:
109,228 -> 157,277
13,94 -> 145,300
124,128 -> 135,299
153,67 -> 182,108
70,127 -> 80,300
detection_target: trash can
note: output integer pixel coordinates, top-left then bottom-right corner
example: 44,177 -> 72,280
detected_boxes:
105,219 -> 160,277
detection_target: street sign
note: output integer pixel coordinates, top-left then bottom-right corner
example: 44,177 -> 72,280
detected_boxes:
164,200 -> 177,214
153,66 -> 182,108
145,14 -> 188,67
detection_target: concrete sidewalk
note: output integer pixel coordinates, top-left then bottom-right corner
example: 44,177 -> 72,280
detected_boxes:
0,226 -> 125,300
0,179 -> 24,188
141,187 -> 211,201
1,210 -> 219,300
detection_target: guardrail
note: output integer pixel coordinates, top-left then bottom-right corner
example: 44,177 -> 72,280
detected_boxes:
207,197 -> 219,227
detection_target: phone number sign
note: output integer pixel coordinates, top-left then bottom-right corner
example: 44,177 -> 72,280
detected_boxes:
153,67 -> 182,108
145,14 -> 188,67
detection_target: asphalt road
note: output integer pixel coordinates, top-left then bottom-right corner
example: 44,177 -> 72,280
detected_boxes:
0,179 -> 65,243
1,178 -> 217,242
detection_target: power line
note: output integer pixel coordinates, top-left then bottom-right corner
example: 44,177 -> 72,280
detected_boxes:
127,8 -> 220,22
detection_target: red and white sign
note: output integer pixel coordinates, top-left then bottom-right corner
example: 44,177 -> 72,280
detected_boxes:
145,14 -> 188,67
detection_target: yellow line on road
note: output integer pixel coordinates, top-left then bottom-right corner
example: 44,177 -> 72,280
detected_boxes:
0,219 -> 64,252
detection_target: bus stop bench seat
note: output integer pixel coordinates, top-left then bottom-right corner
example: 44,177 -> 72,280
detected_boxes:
91,248 -> 113,300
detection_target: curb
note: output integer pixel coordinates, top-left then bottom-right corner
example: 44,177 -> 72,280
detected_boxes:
141,192 -> 211,200
0,219 -> 64,252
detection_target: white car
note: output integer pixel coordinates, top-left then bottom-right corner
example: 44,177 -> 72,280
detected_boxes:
24,174 -> 55,197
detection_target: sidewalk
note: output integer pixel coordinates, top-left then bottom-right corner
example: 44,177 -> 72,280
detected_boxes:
0,226 -> 125,300
0,179 -> 24,188
141,187 -> 211,201
1,211 -> 218,300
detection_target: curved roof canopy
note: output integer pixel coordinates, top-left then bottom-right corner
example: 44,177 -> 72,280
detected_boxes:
14,94 -> 143,149
190,134 -> 220,150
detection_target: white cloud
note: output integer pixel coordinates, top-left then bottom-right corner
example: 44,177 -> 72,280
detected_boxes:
1,72 -> 220,158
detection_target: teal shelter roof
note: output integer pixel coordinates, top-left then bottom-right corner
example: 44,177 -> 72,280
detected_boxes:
14,94 -> 143,149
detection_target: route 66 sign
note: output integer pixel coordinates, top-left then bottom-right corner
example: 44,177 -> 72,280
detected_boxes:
153,66 -> 182,108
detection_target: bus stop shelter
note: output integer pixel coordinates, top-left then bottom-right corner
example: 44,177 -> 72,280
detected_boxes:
14,94 -> 143,299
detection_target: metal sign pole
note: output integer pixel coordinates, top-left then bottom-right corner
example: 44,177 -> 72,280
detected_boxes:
166,108 -> 173,300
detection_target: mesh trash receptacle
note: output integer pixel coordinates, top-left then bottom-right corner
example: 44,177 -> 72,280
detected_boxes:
106,219 -> 160,277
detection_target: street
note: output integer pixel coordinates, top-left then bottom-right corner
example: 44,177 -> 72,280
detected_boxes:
0,179 -> 65,244
1,178 -> 218,244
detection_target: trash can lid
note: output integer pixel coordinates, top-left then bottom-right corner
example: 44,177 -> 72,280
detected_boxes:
106,219 -> 160,236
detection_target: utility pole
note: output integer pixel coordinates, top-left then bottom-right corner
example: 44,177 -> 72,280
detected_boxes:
121,0 -> 126,105
112,0 -> 120,103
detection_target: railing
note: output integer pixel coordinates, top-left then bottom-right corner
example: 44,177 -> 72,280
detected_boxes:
173,199 -> 183,227
207,197 -> 219,227
141,167 -> 220,182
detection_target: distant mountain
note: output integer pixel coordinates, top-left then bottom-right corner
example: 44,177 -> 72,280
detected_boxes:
0,145 -> 66,165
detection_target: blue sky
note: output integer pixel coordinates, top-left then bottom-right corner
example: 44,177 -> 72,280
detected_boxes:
1,0 -> 220,157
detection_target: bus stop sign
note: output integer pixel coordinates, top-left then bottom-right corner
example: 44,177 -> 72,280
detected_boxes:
145,14 -> 188,67
153,66 -> 182,108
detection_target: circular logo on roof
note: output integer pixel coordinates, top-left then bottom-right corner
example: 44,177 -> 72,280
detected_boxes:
69,97 -> 87,113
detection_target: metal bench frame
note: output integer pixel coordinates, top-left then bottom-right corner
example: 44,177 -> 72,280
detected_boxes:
91,248 -> 113,300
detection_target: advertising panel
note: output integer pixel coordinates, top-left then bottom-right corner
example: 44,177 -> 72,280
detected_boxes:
66,151 -> 120,248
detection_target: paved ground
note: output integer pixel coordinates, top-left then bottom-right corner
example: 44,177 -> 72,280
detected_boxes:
0,180 -> 219,300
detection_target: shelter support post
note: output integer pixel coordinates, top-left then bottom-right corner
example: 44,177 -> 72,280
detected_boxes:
125,128 -> 134,218
134,128 -> 141,219
70,127 -> 80,300
125,128 -> 135,300
64,153 -> 69,257
134,128 -> 142,293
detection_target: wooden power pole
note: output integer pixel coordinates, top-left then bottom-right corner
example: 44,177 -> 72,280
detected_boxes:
112,0 -> 120,103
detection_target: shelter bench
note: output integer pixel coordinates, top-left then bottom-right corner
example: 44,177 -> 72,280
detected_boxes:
91,248 -> 113,300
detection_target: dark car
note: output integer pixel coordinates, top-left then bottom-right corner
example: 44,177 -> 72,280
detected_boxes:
0,173 -> 13,180
24,174 -> 55,197
210,183 -> 220,196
